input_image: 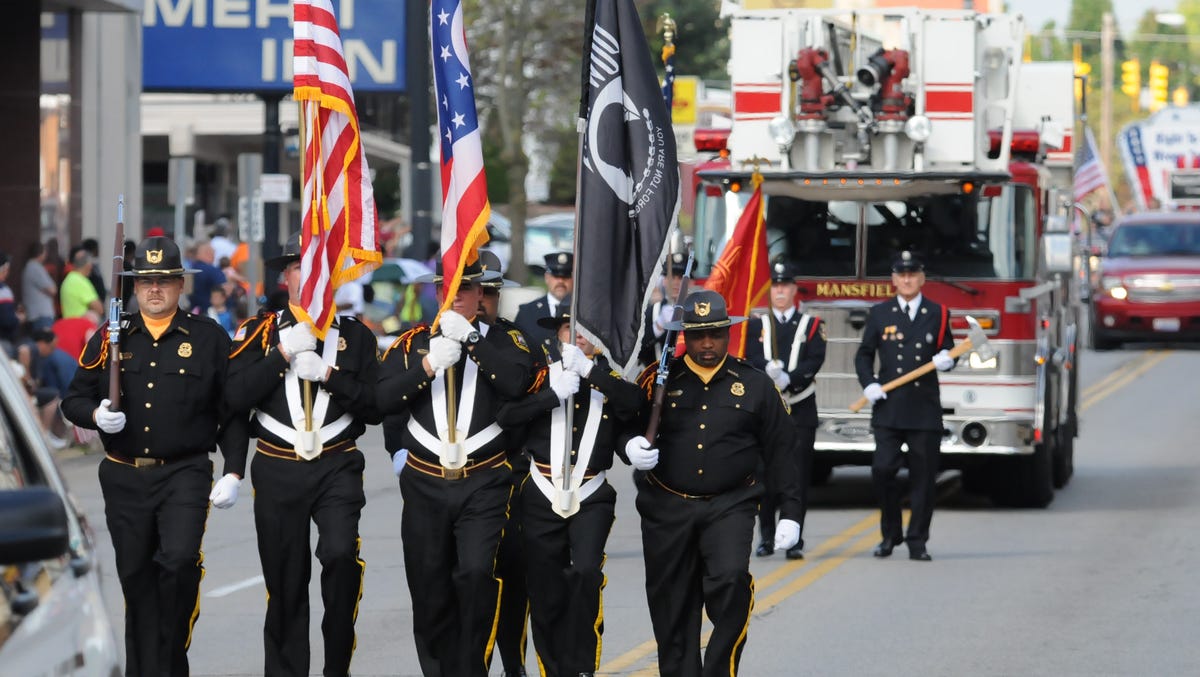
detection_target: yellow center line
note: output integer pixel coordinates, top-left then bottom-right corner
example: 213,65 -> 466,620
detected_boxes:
1080,350 -> 1171,412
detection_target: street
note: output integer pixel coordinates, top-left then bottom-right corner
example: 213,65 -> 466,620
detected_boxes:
55,345 -> 1200,676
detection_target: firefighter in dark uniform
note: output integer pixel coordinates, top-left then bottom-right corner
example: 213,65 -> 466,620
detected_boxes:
478,249 -> 532,677
62,236 -> 232,677
496,301 -> 643,677
623,289 -> 802,677
223,236 -> 381,676
638,252 -> 687,366
745,261 -> 826,559
377,258 -> 536,677
514,251 -> 574,353
855,250 -> 956,561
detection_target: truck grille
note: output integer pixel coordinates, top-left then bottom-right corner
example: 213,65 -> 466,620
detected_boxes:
1126,274 -> 1200,303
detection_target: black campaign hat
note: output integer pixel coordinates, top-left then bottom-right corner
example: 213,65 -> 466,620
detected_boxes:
413,257 -> 502,285
665,252 -> 687,276
119,237 -> 198,277
543,251 -> 574,277
891,250 -> 924,273
770,261 -> 798,283
265,233 -> 302,270
478,249 -> 519,289
664,289 -> 746,331
536,295 -> 573,329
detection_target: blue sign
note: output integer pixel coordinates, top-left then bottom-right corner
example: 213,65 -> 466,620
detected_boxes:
143,0 -> 406,92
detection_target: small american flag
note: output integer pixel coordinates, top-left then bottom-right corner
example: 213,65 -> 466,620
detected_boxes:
293,0 -> 381,338
1074,126 -> 1109,202
432,0 -> 490,316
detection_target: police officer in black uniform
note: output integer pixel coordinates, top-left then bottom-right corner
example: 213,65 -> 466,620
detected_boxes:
223,235 -> 382,676
623,289 -> 802,677
855,250 -> 956,561
478,249 -> 532,677
515,251 -> 574,352
496,301 -> 642,677
378,258 -> 536,677
638,252 -> 687,366
745,261 -> 826,559
62,236 -> 232,677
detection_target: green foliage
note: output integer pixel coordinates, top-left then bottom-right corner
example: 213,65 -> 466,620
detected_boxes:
372,166 -> 401,220
546,126 -> 579,205
1068,0 -> 1118,60
482,120 -> 511,205
638,0 -> 730,83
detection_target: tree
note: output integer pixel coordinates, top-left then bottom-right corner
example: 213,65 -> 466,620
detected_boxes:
638,0 -> 730,83
1068,0 -> 1119,60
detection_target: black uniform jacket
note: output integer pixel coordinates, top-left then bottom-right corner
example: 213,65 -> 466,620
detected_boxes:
745,311 -> 827,428
62,311 -> 232,462
630,356 -> 803,520
224,309 -> 382,475
854,297 -> 954,431
514,296 -> 558,353
496,354 -> 643,473
378,320 -> 535,462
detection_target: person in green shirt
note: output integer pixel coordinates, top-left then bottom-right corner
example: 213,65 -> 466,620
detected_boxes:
61,249 -> 103,319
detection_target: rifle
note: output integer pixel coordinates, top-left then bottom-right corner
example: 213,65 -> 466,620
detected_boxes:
107,197 -> 125,409
643,248 -> 693,442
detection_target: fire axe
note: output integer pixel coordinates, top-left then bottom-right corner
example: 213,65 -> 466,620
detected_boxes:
849,316 -> 995,413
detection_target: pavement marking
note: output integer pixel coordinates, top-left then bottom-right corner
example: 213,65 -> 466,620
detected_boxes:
1080,350 -> 1171,412
1080,349 -> 1160,399
205,575 -> 265,598
598,513 -> 881,675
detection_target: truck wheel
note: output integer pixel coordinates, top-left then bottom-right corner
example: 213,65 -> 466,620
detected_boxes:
990,374 -> 1056,508
1052,421 -> 1074,489
1090,305 -> 1118,350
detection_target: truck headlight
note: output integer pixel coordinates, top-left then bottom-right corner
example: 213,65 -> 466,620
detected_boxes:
904,115 -> 932,142
768,116 -> 796,149
967,351 -> 998,370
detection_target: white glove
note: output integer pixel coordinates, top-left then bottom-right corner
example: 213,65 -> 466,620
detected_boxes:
292,350 -> 328,382
209,474 -> 241,509
560,343 -> 595,378
624,435 -> 659,471
933,349 -> 955,371
864,383 -> 887,403
93,399 -> 126,434
280,322 -> 316,359
764,359 -> 784,380
427,336 -> 462,372
392,449 -> 409,477
773,372 -> 791,391
438,310 -> 477,344
549,368 -> 581,400
656,304 -> 675,333
774,519 -> 801,550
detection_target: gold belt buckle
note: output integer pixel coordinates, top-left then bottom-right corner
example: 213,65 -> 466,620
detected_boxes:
133,457 -> 159,468
442,466 -> 465,481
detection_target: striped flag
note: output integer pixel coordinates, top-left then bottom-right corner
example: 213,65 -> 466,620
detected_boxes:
1074,126 -> 1109,202
432,0 -> 490,317
704,173 -> 770,358
293,0 -> 381,338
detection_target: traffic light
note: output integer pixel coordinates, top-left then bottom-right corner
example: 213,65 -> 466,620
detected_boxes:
1148,61 -> 1170,112
1173,85 -> 1190,107
1073,44 -> 1091,102
1120,59 -> 1141,111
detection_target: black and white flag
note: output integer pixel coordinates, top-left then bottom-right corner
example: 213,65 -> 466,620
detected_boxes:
574,0 -> 679,378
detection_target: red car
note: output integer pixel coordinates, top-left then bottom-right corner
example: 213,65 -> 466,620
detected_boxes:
1091,211 -> 1200,349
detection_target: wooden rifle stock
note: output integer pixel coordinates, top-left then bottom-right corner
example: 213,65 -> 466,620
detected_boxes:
107,197 -> 125,409
643,249 -> 694,442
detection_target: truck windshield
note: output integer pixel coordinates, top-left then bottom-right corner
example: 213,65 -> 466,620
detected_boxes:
1107,222 -> 1200,257
693,185 -> 1037,279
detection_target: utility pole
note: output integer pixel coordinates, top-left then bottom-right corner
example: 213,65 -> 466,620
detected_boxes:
1100,11 -> 1115,202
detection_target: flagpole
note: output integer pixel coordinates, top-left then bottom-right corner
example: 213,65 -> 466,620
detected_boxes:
296,97 -> 318,437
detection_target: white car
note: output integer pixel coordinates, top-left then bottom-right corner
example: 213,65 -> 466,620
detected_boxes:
485,211 -> 575,274
0,359 -> 122,676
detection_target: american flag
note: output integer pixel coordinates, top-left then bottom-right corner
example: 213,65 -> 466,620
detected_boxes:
432,0 -> 490,316
661,38 -> 675,110
1074,126 -> 1109,201
293,0 -> 381,338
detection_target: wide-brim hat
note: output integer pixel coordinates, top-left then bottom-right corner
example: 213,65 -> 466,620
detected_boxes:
891,249 -> 925,273
543,251 -> 574,277
264,233 -> 302,270
413,257 -> 502,285
119,236 -> 198,277
536,295 -> 573,329
664,289 -> 746,331
478,249 -> 519,289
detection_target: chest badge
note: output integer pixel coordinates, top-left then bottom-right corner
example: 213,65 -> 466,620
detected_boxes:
337,336 -> 347,351
177,342 -> 193,358
731,382 -> 745,396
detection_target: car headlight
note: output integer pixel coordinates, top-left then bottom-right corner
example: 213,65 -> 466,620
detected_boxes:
1110,286 -> 1128,300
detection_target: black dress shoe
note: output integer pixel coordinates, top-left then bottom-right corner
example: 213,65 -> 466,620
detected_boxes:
755,542 -> 775,557
873,539 -> 901,558
785,545 -> 804,560
909,548 -> 932,561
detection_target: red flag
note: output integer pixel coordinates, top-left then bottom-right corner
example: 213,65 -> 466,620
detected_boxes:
704,174 -> 771,357
293,0 -> 381,338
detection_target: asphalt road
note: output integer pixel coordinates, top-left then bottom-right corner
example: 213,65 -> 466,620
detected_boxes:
55,345 -> 1200,676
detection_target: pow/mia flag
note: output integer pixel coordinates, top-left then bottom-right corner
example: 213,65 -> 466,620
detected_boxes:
574,0 -> 679,378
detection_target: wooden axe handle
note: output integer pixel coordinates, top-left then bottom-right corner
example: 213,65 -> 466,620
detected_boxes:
848,337 -> 975,413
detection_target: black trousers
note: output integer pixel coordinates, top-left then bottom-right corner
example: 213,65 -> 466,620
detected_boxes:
98,453 -> 211,677
399,462 -> 512,677
872,427 -> 941,547
521,477 -> 616,677
251,449 -> 366,677
494,470 -> 529,674
634,472 -> 760,677
757,424 -> 816,548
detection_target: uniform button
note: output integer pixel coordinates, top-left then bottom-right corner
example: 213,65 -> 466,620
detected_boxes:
697,469 -> 704,475
148,383 -> 154,389
701,405 -> 708,410
897,368 -> 903,373
153,342 -> 158,347
703,386 -> 708,391
699,424 -> 706,429
144,427 -> 150,432
898,356 -> 903,361
144,448 -> 149,454
914,382 -> 921,387
736,404 -> 741,408
573,427 -> 578,432
697,443 -> 703,449
150,361 -> 156,367
602,414 -> 608,419
670,402 -> 676,408
916,343 -> 923,348
145,402 -> 152,408
490,374 -> 496,379
575,403 -> 581,409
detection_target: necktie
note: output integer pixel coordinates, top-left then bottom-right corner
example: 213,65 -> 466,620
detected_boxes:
902,303 -> 912,321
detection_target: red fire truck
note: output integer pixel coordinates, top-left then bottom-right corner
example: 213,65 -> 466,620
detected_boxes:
691,8 -> 1082,507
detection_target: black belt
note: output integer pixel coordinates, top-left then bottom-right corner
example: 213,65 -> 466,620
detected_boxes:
406,451 -> 508,481
106,451 -> 206,468
255,438 -> 357,461
533,460 -> 600,481
646,472 -> 755,500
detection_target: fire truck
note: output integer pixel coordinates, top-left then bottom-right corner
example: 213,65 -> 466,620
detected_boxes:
692,8 -> 1082,507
